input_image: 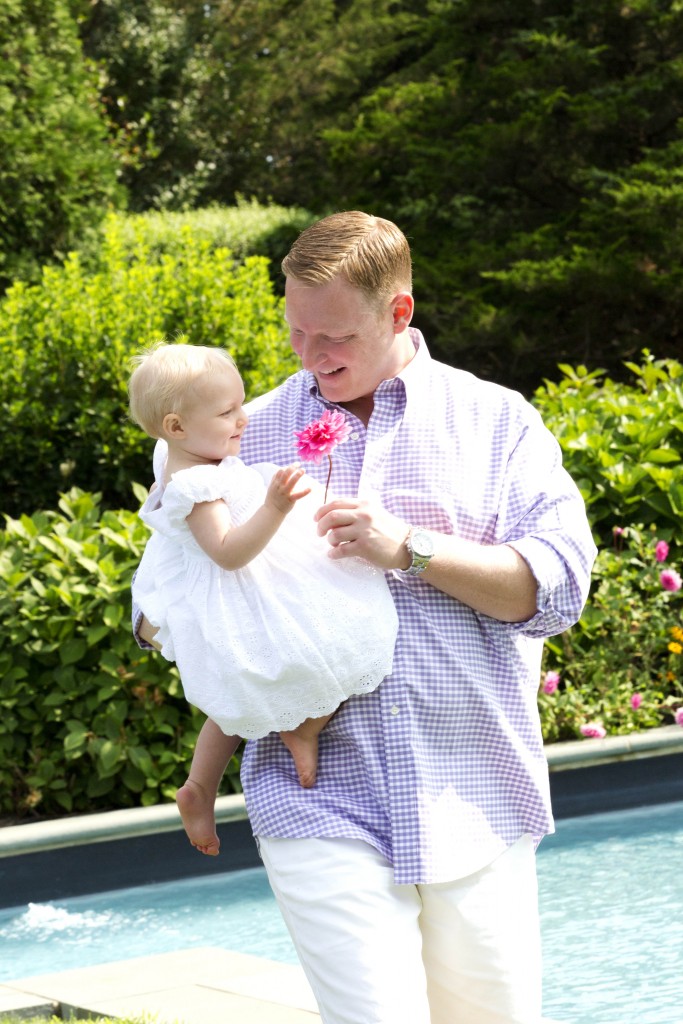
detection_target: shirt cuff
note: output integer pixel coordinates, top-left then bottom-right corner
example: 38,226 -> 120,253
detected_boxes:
505,537 -> 586,639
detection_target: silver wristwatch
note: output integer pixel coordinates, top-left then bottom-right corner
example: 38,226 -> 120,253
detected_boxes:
399,526 -> 434,576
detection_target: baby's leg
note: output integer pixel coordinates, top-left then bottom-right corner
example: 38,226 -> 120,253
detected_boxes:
279,713 -> 334,789
176,719 -> 240,856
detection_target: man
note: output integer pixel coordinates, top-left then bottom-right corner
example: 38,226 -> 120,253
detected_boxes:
138,210 -> 596,1023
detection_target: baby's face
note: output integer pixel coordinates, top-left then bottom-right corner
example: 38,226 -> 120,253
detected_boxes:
179,366 -> 249,463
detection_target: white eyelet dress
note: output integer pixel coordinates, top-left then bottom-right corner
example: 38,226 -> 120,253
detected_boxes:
132,458 -> 399,738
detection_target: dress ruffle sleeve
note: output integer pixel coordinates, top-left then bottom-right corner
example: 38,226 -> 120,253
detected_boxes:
161,463 -> 241,529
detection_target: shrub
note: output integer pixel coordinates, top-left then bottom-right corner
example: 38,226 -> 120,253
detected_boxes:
539,523 -> 683,742
0,210 -> 300,518
0,488 -> 241,820
75,200 -> 315,290
532,351 -> 683,548
533,352 -> 683,741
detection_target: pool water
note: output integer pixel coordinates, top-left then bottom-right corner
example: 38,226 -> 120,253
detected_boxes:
1,800 -> 682,1024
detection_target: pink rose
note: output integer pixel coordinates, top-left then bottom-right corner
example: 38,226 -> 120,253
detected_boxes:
660,569 -> 682,592
675,708 -> 683,727
580,723 -> 607,739
655,540 -> 670,563
630,693 -> 643,710
542,670 -> 560,694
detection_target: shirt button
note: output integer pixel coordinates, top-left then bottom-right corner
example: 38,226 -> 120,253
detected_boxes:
350,431 -> 359,440
390,705 -> 400,716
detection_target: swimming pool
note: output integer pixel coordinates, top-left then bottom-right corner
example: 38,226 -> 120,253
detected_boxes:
1,800 -> 681,1024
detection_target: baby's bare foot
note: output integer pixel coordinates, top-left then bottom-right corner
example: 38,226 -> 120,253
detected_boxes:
176,779 -> 220,856
280,715 -> 332,788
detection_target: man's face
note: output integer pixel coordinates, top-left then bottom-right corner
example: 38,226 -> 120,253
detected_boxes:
284,276 -> 410,413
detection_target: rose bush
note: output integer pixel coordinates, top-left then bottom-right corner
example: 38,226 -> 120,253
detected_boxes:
539,524 -> 683,742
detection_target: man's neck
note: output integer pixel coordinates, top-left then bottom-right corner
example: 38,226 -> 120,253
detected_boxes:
340,394 -> 374,427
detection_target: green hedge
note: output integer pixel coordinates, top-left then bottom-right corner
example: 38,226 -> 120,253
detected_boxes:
76,199 -> 315,284
0,206 -> 302,519
532,351 -> 683,548
3,476 -> 680,819
0,488 -> 241,819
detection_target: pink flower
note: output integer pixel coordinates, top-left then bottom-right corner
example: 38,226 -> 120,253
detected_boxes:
675,708 -> 683,727
655,539 -> 670,563
293,410 -> 351,463
294,410 -> 351,501
630,693 -> 643,710
580,723 -> 607,739
660,569 -> 682,592
542,670 -> 560,694
613,526 -> 625,536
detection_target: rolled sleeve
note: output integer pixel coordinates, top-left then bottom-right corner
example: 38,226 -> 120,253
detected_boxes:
508,526 -> 596,638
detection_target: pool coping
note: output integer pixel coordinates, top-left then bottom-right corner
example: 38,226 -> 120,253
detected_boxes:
1,724 -> 682,858
0,946 -> 565,1024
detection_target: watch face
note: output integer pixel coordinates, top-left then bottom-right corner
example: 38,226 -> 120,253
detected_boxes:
411,529 -> 434,557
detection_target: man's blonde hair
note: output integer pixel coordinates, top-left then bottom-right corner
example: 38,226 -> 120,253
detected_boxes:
281,211 -> 412,304
128,341 -> 238,438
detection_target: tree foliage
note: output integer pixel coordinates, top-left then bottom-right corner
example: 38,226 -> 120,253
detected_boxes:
77,0 -> 423,212
0,0 -> 123,289
10,0 -> 683,393
320,0 -> 683,390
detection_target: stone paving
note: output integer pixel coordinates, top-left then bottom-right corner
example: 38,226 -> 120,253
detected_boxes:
0,946 -> 321,1022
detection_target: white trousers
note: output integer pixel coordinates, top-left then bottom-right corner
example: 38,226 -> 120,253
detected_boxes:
258,834 -> 543,1024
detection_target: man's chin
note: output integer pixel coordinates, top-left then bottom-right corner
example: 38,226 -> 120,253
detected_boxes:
316,370 -> 348,396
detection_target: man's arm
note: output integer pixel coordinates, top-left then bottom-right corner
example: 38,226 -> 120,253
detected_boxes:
315,500 -> 538,623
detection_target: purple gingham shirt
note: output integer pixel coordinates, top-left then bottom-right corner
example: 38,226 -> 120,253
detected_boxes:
142,330 -> 596,884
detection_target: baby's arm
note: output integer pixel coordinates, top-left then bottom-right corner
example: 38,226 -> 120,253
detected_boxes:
138,615 -> 162,650
186,464 -> 311,570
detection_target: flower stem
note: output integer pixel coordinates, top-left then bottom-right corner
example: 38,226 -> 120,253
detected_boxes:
324,453 -> 333,503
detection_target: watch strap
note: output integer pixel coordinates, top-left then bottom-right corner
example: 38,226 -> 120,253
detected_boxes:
398,526 -> 434,577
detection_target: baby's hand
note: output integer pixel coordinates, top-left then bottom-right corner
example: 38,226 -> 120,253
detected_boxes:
266,464 -> 312,515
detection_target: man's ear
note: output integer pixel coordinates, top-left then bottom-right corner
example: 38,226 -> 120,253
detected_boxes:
391,292 -> 414,332
161,412 -> 185,439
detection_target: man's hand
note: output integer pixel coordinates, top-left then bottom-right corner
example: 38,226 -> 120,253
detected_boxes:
315,497 -> 538,622
314,498 -> 410,571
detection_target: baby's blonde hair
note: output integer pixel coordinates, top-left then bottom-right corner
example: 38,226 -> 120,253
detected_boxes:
128,341 -> 238,438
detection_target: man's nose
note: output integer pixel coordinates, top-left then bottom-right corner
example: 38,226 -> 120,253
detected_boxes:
290,333 -> 305,358
292,334 -> 319,366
